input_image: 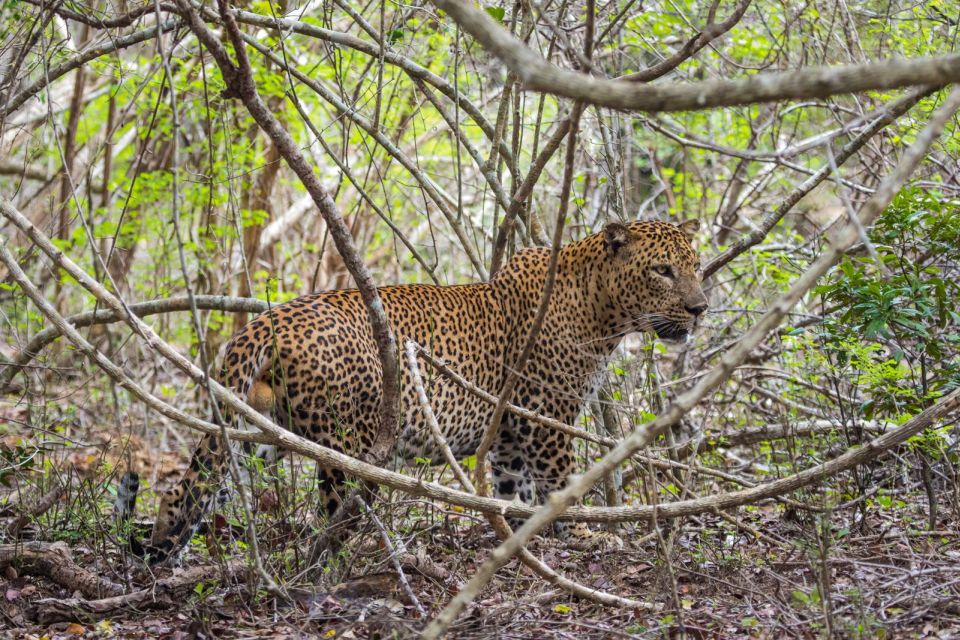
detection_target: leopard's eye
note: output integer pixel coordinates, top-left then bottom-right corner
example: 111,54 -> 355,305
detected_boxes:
653,265 -> 674,278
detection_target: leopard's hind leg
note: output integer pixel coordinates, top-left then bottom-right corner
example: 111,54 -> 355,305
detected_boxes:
146,432 -> 228,563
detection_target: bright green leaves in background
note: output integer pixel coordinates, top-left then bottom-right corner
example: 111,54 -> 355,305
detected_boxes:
814,189 -> 960,418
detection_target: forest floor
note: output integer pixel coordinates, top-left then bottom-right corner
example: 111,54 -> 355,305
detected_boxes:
1,396 -> 958,639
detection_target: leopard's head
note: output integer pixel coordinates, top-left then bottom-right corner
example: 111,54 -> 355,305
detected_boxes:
600,220 -> 707,342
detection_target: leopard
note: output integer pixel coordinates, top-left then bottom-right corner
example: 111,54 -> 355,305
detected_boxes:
127,219 -> 707,564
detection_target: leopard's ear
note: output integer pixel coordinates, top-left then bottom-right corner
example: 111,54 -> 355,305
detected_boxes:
677,219 -> 700,241
603,223 -> 634,257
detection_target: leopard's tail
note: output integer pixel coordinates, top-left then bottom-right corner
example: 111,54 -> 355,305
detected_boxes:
121,335 -> 278,565
114,470 -> 146,558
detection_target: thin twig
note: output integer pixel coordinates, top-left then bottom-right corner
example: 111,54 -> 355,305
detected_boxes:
704,86 -> 933,278
357,496 -> 427,617
617,0 -> 752,82
473,100 -> 585,492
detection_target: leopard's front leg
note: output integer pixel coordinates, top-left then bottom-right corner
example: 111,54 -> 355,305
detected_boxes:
517,423 -> 623,549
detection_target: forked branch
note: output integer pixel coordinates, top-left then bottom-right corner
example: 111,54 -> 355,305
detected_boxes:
431,0 -> 958,112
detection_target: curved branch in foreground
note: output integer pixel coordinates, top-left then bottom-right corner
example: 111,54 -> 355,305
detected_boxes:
0,287 -> 769,497
431,0 -> 960,113
421,88 -> 960,637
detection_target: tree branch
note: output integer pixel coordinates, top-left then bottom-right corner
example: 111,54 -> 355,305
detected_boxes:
177,0 -> 400,460
704,86 -> 934,277
489,116 -> 572,275
616,0 -> 752,82
0,295 -> 266,391
0,541 -> 124,601
33,559 -> 246,623
0,20 -> 179,120
431,0 -> 958,112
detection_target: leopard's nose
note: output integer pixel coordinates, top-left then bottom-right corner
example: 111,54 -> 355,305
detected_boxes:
685,303 -> 708,317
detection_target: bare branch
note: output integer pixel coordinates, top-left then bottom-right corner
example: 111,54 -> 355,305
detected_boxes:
177,0 -> 400,458
489,116 -> 572,275
0,541 -> 124,601
474,101 -> 584,492
0,295 -> 267,391
617,0 -> 752,82
0,159 -> 49,181
431,0 -> 958,112
0,20 -> 179,120
34,558 -> 246,623
703,86 -> 933,278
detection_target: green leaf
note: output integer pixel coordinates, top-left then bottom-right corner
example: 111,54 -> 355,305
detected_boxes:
484,6 -> 506,22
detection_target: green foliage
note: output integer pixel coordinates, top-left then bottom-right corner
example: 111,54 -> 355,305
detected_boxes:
814,189 -> 960,418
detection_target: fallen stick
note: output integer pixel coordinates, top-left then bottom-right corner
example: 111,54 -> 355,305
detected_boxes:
32,559 -> 247,624
0,541 -> 123,600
